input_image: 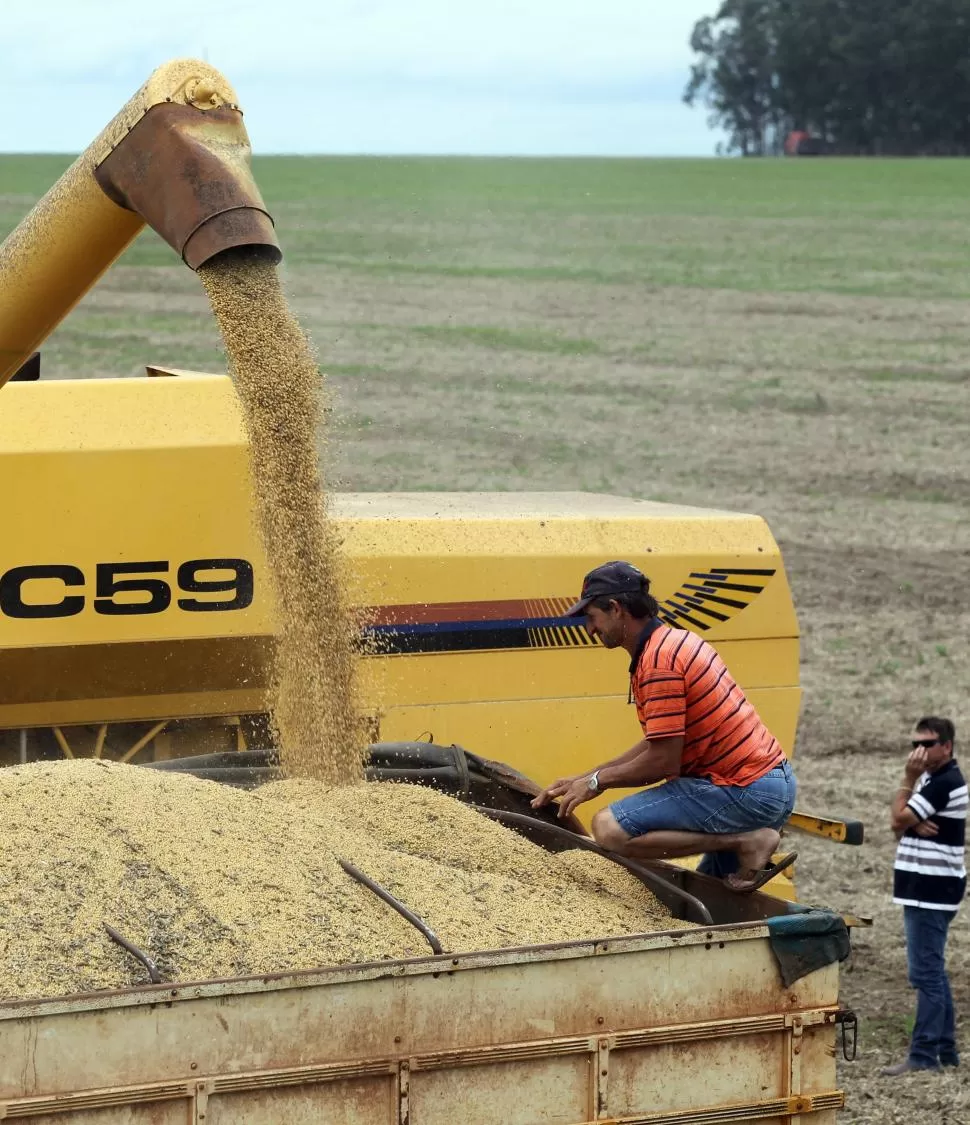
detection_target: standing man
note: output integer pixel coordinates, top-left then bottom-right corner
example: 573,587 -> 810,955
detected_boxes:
881,717 -> 966,1076
531,561 -> 797,892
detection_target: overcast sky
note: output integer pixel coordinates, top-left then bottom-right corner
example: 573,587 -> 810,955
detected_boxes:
2,0 -> 724,156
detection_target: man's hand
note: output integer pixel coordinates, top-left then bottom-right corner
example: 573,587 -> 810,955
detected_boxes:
531,776 -> 585,810
905,747 -> 929,782
913,819 -> 939,838
892,749 -> 933,837
556,776 -> 598,819
530,775 -> 597,819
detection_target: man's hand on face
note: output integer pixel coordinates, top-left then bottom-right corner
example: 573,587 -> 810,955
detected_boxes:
531,776 -> 583,810
905,747 -> 929,782
913,819 -> 939,839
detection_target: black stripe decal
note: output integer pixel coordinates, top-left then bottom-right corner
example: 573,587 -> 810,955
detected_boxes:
686,580 -> 767,595
660,604 -> 709,630
681,586 -> 750,610
669,597 -> 730,623
699,568 -> 777,576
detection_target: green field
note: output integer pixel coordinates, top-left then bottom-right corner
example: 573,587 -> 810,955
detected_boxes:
7,155 -> 970,292
3,155 -> 970,1117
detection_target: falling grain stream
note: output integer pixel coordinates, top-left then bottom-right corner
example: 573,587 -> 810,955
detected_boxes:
199,250 -> 364,786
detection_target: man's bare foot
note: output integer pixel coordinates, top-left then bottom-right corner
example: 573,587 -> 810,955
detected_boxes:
725,828 -> 782,892
736,827 -> 781,871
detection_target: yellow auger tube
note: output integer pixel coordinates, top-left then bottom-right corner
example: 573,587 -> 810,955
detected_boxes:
0,59 -> 280,388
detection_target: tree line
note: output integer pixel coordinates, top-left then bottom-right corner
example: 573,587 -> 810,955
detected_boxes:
684,0 -> 970,156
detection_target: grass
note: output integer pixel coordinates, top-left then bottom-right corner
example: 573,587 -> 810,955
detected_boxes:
8,156 -> 970,294
410,324 -> 602,355
865,367 -> 967,383
253,157 -> 970,296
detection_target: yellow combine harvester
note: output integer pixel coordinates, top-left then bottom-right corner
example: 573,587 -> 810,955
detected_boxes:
0,60 -> 857,891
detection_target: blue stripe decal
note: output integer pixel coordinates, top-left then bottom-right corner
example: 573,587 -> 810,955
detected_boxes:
368,616 -> 578,636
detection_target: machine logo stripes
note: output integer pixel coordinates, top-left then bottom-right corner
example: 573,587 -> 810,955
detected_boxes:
658,568 -> 777,632
363,568 -> 777,655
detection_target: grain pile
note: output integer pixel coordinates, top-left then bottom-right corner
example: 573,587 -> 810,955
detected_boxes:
260,778 -> 676,945
0,760 -> 678,1002
198,250 -> 364,785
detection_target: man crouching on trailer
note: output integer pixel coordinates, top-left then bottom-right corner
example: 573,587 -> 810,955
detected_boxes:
531,561 -> 797,893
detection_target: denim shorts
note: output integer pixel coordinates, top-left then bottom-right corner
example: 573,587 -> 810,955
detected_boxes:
610,759 -> 797,839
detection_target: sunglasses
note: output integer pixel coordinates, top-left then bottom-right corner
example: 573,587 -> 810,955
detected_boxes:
911,739 -> 942,749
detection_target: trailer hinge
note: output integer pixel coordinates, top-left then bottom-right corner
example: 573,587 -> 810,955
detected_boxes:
192,1079 -> 214,1125
835,1008 -> 858,1062
398,1060 -> 410,1125
594,1036 -> 612,1119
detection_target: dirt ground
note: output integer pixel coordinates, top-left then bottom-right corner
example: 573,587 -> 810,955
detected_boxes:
6,156 -> 970,1120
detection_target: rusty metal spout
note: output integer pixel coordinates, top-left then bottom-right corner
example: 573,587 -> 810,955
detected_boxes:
0,59 -> 280,387
94,103 -> 280,270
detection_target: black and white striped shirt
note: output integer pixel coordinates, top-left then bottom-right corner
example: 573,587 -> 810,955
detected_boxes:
893,758 -> 967,912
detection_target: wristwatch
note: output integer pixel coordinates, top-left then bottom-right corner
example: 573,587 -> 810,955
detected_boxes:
587,770 -> 601,793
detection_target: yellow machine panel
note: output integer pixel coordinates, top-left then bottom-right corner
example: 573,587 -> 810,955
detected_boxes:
0,371 -> 800,803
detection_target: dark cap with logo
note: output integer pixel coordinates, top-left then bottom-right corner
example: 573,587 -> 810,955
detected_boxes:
565,561 -> 649,617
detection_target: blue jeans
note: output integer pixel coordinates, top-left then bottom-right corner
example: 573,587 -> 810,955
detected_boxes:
609,760 -> 797,876
904,905 -> 958,1068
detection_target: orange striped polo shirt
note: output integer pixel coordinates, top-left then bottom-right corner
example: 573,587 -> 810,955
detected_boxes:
631,622 -> 783,787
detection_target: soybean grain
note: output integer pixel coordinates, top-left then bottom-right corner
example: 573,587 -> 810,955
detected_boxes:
0,761 -> 680,1001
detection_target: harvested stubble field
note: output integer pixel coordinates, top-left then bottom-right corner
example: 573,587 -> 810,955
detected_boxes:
3,154 -> 970,1120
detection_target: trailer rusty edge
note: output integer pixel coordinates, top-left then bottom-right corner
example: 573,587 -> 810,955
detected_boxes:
0,920 -> 773,1022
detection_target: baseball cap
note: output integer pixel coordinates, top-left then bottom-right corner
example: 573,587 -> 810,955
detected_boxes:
565,561 -> 648,617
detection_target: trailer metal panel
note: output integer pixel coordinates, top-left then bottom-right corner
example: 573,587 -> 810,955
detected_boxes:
0,923 -> 843,1123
